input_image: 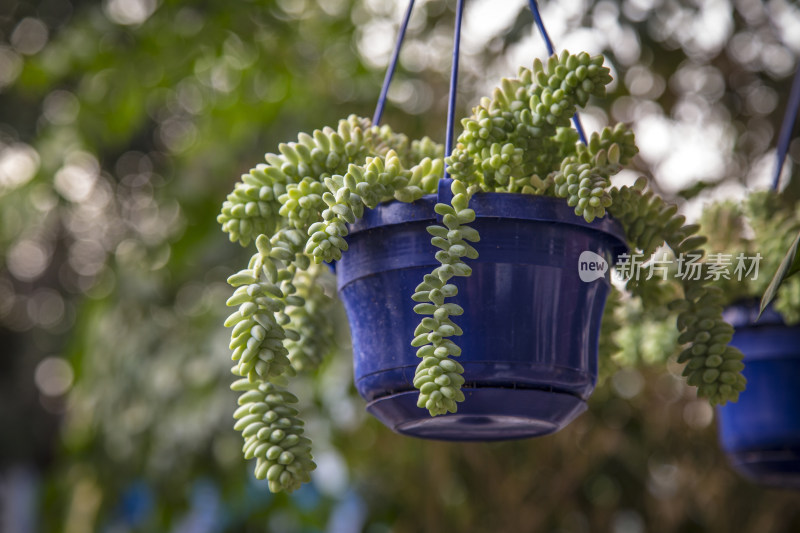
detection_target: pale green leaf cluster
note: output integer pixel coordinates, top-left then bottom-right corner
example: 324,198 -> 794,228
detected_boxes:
552,124 -> 638,222
446,50 -> 614,195
304,150 -> 442,263
232,379 -> 315,493
218,116 -> 441,247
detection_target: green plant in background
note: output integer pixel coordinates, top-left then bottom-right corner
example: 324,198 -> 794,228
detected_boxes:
219,50 -> 747,493
701,191 -> 800,321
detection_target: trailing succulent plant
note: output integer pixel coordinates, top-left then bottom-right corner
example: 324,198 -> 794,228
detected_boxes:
218,50 -> 746,492
219,116 -> 446,491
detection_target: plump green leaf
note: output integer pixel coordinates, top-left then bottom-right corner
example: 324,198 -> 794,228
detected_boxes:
760,230 -> 800,317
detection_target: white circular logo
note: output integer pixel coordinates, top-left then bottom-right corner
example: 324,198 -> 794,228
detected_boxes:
578,251 -> 608,282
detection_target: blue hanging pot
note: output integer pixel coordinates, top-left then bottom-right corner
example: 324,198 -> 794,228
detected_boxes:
334,183 -> 627,441
716,303 -> 800,488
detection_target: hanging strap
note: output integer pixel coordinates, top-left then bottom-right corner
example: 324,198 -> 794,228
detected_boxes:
377,0 -> 587,178
443,0 -> 466,180
373,0 -> 416,126
528,0 -> 587,144
372,0 -> 462,178
772,66 -> 800,190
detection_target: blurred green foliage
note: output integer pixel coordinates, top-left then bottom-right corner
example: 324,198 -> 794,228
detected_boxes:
1,0 -> 800,531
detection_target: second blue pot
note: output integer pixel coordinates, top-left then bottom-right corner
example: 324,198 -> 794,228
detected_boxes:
717,304 -> 800,489
335,186 -> 627,441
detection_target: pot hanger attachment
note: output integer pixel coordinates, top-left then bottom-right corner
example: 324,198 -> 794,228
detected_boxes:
377,0 -> 587,200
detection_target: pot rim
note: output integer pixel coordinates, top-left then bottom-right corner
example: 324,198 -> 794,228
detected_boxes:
347,192 -> 628,252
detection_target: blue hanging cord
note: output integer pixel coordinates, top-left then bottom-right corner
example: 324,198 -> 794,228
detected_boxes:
528,0 -> 588,144
443,0 -> 465,180
772,65 -> 800,190
372,0 -> 416,126
528,0 -> 555,55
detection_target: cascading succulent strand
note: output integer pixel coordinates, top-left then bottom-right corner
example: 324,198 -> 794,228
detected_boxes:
225,252 -> 299,382
223,228 -> 319,492
232,378 -> 315,493
411,179 -> 478,415
671,282 -> 745,405
607,178 -> 746,405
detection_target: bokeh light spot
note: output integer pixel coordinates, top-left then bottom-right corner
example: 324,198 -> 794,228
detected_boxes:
683,399 -> 714,429
54,152 -> 99,202
103,0 -> 157,26
34,356 -> 74,397
0,46 -> 23,87
43,90 -> 80,125
11,18 -> 49,55
7,239 -> 49,281
612,368 -> 645,399
0,143 -> 39,191
27,288 -> 65,328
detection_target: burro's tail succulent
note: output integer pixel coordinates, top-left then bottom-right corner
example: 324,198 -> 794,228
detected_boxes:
218,51 -> 746,492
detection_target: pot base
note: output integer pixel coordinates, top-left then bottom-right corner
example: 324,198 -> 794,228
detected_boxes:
717,305 -> 800,489
366,387 -> 587,441
727,448 -> 800,489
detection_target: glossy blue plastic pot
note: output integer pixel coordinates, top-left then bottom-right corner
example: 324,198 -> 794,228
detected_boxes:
717,304 -> 800,489
334,180 -> 627,441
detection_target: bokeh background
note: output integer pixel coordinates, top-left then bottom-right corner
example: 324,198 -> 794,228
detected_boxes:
2,0 -> 800,531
